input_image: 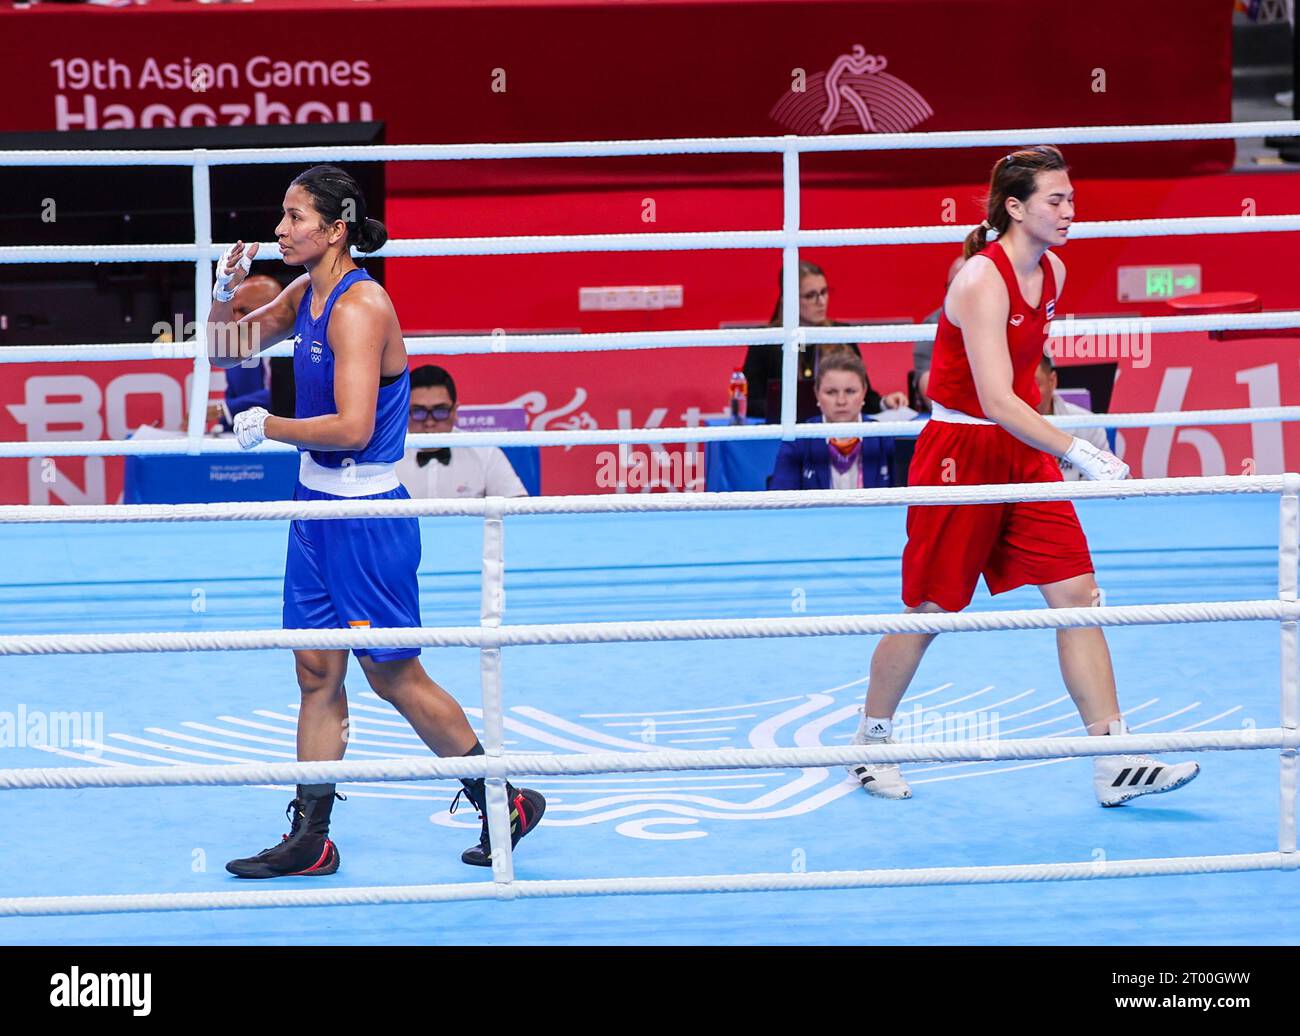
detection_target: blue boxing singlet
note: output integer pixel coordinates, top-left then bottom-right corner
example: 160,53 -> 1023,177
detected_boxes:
291,268 -> 410,496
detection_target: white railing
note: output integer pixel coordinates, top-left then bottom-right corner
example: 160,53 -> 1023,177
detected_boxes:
1,119 -> 1299,455
0,473 -> 1296,914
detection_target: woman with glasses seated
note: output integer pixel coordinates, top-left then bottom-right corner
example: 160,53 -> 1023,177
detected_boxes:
742,259 -> 907,421
768,352 -> 897,490
394,364 -> 528,499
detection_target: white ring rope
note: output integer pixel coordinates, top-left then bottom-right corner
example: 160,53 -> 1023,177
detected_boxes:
0,473 -> 1290,524
1,118 -> 1295,168
0,601 -> 1289,658
0,406 -> 1296,457
1,731 -> 1291,793
0,853 -> 1288,918
5,214 -> 1300,267
4,309 -> 1298,364
806,309 -> 1300,344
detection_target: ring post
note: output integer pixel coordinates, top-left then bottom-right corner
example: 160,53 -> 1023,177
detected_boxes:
187,152 -> 214,455
780,138 -> 801,440
1279,473 -> 1300,858
480,497 -> 515,887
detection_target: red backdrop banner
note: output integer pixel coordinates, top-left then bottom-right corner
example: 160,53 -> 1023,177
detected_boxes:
0,0 -> 1232,189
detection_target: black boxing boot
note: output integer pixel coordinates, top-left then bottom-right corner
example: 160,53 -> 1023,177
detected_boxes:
226,784 -> 344,879
451,779 -> 546,868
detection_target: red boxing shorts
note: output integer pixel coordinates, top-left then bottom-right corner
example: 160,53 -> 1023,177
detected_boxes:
901,420 -> 1094,612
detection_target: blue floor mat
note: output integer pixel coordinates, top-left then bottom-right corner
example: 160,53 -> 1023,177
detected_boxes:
0,493 -> 1294,944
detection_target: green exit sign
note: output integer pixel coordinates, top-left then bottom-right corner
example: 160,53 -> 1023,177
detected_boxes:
1117,265 -> 1202,302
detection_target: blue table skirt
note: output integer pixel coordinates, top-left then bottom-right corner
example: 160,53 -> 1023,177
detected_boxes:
125,447 -> 542,504
501,447 -> 541,497
704,424 -> 781,493
124,453 -> 300,504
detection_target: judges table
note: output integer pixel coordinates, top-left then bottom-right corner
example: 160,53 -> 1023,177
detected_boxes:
125,445 -> 541,503
705,415 -> 939,492
704,418 -> 781,493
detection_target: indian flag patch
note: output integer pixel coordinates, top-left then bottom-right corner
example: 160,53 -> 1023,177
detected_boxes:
348,620 -> 371,629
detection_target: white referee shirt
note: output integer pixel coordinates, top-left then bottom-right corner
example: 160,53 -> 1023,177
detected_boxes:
395,443 -> 528,499
1052,395 -> 1111,481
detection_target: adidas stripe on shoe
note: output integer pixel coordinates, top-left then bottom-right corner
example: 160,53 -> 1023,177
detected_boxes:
1093,754 -> 1200,807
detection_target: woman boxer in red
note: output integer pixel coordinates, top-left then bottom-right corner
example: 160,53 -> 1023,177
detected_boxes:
849,146 -> 1199,806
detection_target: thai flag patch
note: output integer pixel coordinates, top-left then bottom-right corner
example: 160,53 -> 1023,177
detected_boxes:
1046,298 -> 1056,320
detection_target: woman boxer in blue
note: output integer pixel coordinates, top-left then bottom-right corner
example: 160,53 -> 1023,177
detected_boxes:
207,165 -> 544,876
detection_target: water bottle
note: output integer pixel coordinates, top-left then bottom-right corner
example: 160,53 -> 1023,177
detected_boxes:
729,368 -> 748,424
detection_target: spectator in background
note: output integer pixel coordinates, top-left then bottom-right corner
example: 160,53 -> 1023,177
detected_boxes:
202,275 -> 280,431
914,255 -> 967,410
395,364 -> 528,499
743,260 -> 906,420
1035,352 -> 1110,481
768,352 -> 896,490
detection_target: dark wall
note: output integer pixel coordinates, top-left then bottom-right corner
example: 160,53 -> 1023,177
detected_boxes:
0,122 -> 385,346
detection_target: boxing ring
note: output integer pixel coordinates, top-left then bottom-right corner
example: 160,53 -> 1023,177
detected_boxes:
1,120 -> 1300,944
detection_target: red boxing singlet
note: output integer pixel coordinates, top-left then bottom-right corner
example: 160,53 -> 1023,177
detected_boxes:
927,241 -> 1057,419
900,241 -> 1090,612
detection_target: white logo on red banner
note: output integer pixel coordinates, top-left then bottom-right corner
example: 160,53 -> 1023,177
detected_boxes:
769,44 -> 934,135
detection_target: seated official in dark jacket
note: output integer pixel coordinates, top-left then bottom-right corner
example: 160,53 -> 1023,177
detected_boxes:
743,260 -> 907,420
769,353 -> 896,490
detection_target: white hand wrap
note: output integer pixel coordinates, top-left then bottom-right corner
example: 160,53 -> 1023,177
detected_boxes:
1064,436 -> 1129,481
213,243 -> 253,303
233,406 -> 269,450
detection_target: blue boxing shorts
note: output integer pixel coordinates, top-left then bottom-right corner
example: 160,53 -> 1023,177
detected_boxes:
283,482 -> 422,662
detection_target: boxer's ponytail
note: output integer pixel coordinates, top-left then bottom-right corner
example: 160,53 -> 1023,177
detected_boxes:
291,164 -> 388,255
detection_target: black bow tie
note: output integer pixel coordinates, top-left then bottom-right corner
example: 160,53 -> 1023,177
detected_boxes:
416,448 -> 451,467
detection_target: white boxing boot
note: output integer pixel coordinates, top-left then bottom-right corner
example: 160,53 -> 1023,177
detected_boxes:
846,715 -> 912,800
1092,720 -> 1200,807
